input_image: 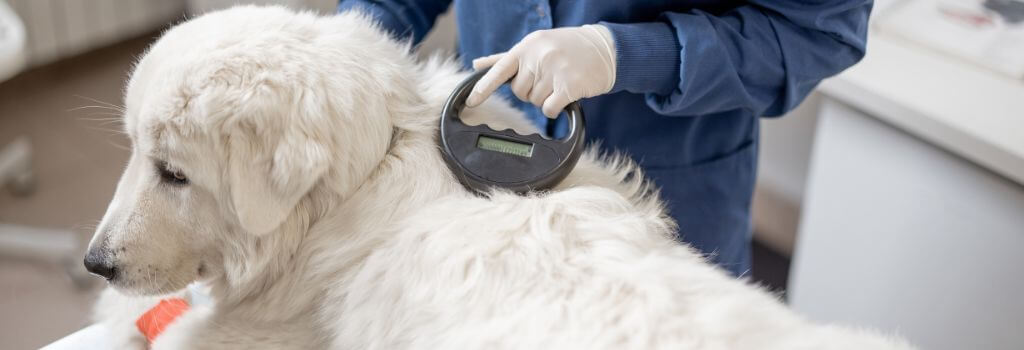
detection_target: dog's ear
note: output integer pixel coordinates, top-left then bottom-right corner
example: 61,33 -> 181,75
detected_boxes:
227,128 -> 329,235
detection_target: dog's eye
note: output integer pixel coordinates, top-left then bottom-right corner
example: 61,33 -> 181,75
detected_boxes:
157,162 -> 189,185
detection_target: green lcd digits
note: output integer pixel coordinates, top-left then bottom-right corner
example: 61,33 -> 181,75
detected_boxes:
476,135 -> 534,157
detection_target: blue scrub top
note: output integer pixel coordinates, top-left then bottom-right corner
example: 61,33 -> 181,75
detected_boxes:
338,0 -> 871,276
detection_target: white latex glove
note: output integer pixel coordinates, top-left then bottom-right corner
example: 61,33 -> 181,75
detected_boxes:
465,24 -> 616,118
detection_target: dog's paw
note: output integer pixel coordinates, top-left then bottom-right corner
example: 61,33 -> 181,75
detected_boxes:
104,328 -> 148,350
92,287 -> 191,349
150,305 -> 224,350
91,288 -> 150,348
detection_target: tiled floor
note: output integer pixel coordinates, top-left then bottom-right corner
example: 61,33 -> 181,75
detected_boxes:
0,34 -> 155,350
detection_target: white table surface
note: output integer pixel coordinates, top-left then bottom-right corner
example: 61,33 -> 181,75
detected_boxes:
818,33 -> 1024,185
41,324 -> 110,350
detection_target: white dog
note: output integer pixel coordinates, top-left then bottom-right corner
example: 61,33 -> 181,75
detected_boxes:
85,6 -> 913,350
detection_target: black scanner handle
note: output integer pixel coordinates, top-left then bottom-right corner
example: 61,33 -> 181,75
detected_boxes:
440,68 -> 585,145
439,68 -> 587,194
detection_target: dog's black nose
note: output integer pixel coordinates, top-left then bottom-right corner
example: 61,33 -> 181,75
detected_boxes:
84,251 -> 117,280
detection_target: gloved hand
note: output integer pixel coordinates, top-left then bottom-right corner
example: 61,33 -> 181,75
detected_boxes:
465,24 -> 617,118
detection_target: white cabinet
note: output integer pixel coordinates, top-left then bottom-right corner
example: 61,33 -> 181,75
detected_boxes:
788,31 -> 1024,350
790,98 -> 1024,350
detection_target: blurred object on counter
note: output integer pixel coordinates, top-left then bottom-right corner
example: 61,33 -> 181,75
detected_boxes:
876,0 -> 1024,79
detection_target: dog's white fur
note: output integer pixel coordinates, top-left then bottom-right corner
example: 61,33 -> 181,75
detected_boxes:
87,6 -> 913,350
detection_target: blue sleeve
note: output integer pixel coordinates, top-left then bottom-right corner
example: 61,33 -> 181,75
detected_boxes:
337,0 -> 451,44
601,1 -> 871,117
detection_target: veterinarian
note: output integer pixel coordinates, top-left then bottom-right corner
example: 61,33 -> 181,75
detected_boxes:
338,0 -> 871,276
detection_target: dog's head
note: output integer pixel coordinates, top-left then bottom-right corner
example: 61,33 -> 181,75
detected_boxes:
84,6 -> 413,295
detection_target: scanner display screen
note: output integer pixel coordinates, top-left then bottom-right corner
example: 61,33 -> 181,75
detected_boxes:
476,135 -> 533,157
